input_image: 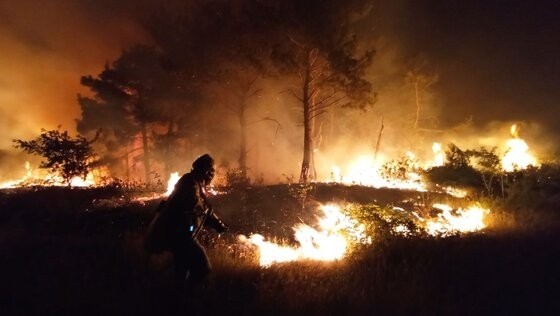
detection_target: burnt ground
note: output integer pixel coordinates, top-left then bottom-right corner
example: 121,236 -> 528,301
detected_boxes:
0,184 -> 559,315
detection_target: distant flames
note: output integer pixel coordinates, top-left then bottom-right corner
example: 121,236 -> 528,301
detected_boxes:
0,161 -> 98,189
324,124 -> 538,191
1,124 -> 539,191
431,142 -> 445,167
502,124 -> 538,171
327,154 -> 426,191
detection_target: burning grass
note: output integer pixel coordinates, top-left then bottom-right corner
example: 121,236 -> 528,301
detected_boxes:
1,181 -> 559,315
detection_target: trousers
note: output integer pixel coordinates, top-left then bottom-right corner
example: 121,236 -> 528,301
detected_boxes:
169,235 -> 211,285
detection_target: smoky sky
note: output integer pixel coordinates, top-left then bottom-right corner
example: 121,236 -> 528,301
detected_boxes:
1,0 -> 559,162
371,0 -> 560,134
0,0 -> 151,148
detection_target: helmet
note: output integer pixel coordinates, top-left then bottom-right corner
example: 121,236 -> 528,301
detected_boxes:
192,154 -> 215,184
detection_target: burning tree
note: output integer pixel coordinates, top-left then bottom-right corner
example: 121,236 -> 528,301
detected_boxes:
13,128 -> 98,187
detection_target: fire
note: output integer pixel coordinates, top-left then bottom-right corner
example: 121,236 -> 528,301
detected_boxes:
240,201 -> 490,267
424,203 -> 488,237
163,171 -> 222,197
441,186 -> 468,198
327,155 -> 426,191
431,142 -> 445,167
0,161 -> 97,188
323,125 -> 541,193
502,124 -> 538,171
165,172 -> 180,196
240,204 -> 370,267
323,143 -> 454,192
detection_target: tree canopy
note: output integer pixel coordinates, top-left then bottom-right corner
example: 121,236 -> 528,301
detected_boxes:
77,0 -> 376,184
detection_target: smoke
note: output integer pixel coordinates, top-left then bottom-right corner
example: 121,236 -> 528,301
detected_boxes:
1,0 -> 558,183
367,0 -> 560,137
0,0 -> 150,152
198,77 -> 305,184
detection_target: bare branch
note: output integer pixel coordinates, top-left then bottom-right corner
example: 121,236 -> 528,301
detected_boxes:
313,91 -> 341,107
310,95 -> 347,112
249,117 -> 282,143
286,33 -> 306,49
309,71 -> 324,85
280,88 -> 303,102
308,48 -> 320,67
308,110 -> 327,121
248,88 -> 263,98
309,88 -> 320,100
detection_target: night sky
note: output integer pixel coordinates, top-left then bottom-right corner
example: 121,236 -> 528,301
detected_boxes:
372,0 -> 560,132
1,0 -> 559,152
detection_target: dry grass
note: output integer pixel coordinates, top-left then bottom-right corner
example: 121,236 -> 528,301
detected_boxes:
1,185 -> 559,315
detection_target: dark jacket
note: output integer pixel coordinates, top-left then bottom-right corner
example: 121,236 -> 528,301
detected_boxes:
144,172 -> 226,253
165,172 -> 208,237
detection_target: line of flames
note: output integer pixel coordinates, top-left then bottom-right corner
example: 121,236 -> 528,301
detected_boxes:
240,203 -> 490,267
0,161 -> 97,189
325,124 -> 538,193
1,125 -> 537,190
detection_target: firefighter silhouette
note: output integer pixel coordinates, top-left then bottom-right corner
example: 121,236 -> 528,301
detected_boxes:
145,154 -> 228,287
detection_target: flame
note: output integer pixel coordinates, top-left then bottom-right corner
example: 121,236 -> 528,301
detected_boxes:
162,171 -> 222,198
502,124 -> 538,171
165,172 -> 181,196
0,161 -> 98,188
431,142 -> 445,167
240,204 -> 370,267
425,203 -> 488,236
510,123 -> 519,138
441,186 -> 468,198
241,202 -> 490,267
327,155 -> 426,191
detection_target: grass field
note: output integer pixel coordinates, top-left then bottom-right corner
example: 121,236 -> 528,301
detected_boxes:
1,184 -> 559,315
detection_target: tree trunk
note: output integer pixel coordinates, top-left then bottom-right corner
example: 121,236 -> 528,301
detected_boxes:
238,102 -> 248,179
300,53 -> 313,183
164,120 -> 174,179
414,79 -> 420,129
124,145 -> 130,180
140,121 -> 151,184
310,92 -> 321,181
374,116 -> 384,162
